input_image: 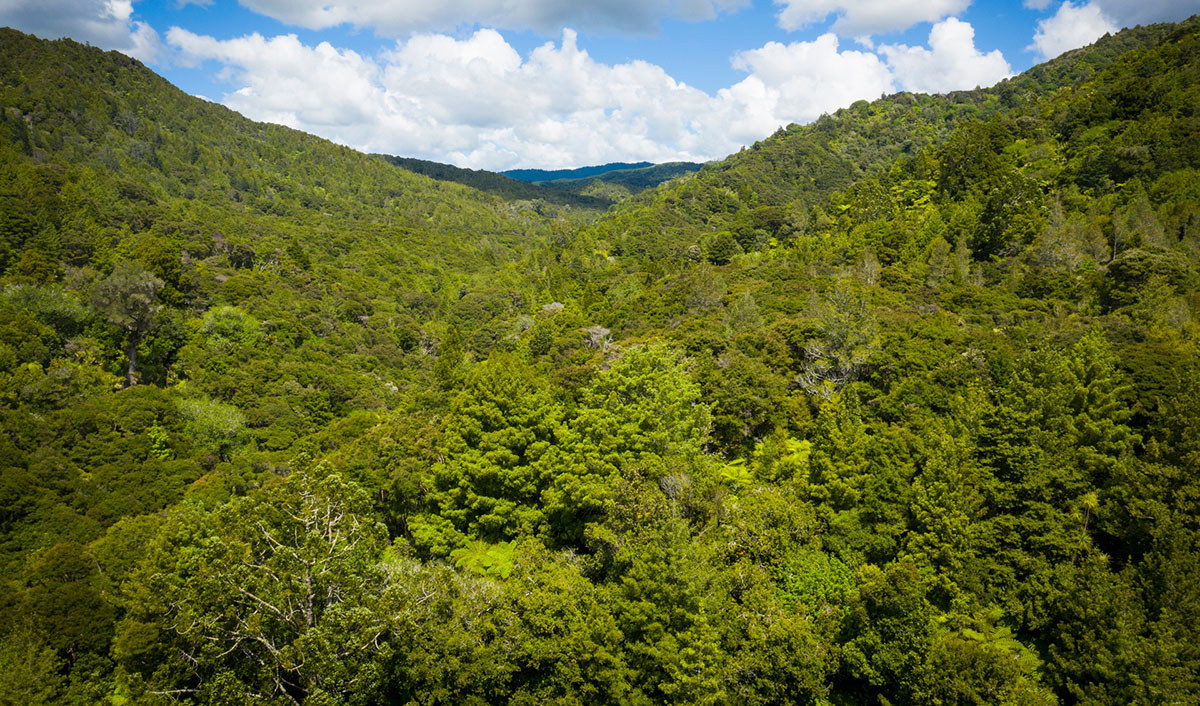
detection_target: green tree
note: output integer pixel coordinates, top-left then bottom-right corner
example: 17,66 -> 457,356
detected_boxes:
433,323 -> 466,388
410,354 -> 565,554
706,231 -> 740,265
979,332 -> 1137,630
90,262 -> 163,387
0,626 -> 64,706
117,461 -> 388,703
796,283 -> 879,399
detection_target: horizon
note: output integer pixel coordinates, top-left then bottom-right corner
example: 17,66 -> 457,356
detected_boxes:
1,1 -> 1197,170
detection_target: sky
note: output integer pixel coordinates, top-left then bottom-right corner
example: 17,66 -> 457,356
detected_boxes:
1,0 -> 1197,170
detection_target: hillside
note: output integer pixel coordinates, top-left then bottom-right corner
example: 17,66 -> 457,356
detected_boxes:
1,18 -> 1200,706
380,155 -> 613,209
539,160 -> 705,201
587,19 -> 1196,262
501,161 -> 655,182
0,25 -> 570,571
379,157 -> 702,209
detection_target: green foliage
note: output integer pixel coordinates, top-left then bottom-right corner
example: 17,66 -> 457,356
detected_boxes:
706,231 -> 740,265
412,354 -> 565,552
449,538 -> 516,578
90,261 -> 163,385
0,626 -> 64,705
116,463 -> 388,702
177,395 -> 246,459
2,17 -> 1200,705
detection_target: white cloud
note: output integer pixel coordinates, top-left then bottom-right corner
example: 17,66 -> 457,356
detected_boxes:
1027,0 -> 1197,64
881,18 -> 1011,93
1,0 -> 1018,172
1029,2 -> 1119,61
0,0 -> 165,64
724,35 -> 894,135
234,0 -> 750,36
168,27 -> 908,170
170,31 -> 386,129
774,0 -> 971,36
1091,0 -> 1200,28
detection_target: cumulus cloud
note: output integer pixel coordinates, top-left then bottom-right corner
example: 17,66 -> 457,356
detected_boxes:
168,26 -> 912,170
881,18 -> 1011,93
1090,0 -> 1200,28
234,0 -> 750,36
1027,0 -> 1196,64
774,0 -> 971,37
0,0 -> 164,64
725,35 -> 894,134
1029,2 -> 1119,61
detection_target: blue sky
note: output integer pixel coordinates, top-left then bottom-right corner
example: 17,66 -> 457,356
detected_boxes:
2,0 -> 1197,169
131,0 -> 1038,97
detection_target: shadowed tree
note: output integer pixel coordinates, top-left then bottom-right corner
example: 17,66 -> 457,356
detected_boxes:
90,262 -> 163,387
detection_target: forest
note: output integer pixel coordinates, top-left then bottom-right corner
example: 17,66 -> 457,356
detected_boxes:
0,14 -> 1198,705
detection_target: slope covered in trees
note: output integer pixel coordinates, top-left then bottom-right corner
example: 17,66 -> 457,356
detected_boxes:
502,161 -> 656,182
538,161 -> 706,203
0,23 -> 570,581
1,17 -> 1199,706
380,155 -> 613,209
587,19 -> 1194,262
382,157 -> 704,209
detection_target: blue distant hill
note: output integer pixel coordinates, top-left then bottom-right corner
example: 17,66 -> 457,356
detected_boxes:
501,162 -> 656,183
389,158 -> 705,205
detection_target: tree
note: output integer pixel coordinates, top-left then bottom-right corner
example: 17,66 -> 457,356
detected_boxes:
796,283 -> 879,399
706,232 -> 740,265
972,167 -> 1043,260
724,291 -> 762,336
410,354 -> 566,554
601,508 -> 726,704
905,421 -> 989,601
380,542 -> 631,705
0,626 -> 64,706
837,561 -> 937,704
548,345 -> 713,546
433,323 -> 465,388
19,542 -> 116,661
90,262 -> 163,387
117,461 -> 388,703
978,332 -> 1137,631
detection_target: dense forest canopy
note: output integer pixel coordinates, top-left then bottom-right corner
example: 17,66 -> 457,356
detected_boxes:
0,15 -> 1198,705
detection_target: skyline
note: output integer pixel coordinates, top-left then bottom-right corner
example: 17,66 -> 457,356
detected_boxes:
1,0 -> 1196,169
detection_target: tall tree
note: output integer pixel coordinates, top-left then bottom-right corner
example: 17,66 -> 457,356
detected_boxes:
90,262 -> 163,387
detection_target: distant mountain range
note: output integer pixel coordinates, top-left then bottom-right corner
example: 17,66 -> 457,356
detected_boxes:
501,162 -> 657,182
386,157 -> 705,208
379,156 -> 613,208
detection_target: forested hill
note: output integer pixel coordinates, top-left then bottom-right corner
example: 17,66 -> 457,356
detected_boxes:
380,155 -> 613,209
588,18 -> 1195,261
537,160 -> 706,202
0,25 -> 573,588
502,161 -> 655,182
1,17 -> 1200,706
379,157 -> 704,209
